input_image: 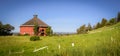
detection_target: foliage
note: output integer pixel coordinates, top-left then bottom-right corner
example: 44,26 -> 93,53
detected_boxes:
77,24 -> 87,34
23,33 -> 30,36
95,22 -> 101,29
77,23 -> 92,34
0,21 -> 14,36
101,18 -> 107,27
117,12 -> 120,22
107,18 -> 116,25
33,24 -> 39,36
77,12 -> 120,34
46,26 -> 53,36
30,36 -> 40,41
87,23 -> 92,31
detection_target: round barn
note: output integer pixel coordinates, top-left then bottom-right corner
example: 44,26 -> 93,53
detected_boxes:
20,15 -> 49,36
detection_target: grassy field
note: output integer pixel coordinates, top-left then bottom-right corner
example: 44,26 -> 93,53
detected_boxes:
0,23 -> 120,56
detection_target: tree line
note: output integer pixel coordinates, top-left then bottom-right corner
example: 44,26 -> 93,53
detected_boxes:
77,12 -> 120,34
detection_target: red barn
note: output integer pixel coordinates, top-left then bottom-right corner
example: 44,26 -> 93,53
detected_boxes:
20,15 -> 49,36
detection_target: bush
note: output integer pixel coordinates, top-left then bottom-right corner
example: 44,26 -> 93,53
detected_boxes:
30,36 -> 40,41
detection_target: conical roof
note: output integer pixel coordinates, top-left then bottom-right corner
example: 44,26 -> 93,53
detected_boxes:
21,15 -> 49,27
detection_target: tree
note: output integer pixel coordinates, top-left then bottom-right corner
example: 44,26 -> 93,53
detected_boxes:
0,21 -> 2,29
33,24 -> 39,36
0,21 -> 14,36
117,12 -> 120,22
87,23 -> 92,31
3,24 -> 14,34
30,24 -> 40,41
108,18 -> 116,25
46,26 -> 53,36
77,24 -> 87,34
95,22 -> 101,29
101,18 -> 107,27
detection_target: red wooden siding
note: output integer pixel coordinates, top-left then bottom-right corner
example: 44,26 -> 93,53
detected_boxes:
20,26 -> 47,36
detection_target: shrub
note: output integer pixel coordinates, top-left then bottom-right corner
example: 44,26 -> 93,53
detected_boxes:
30,36 -> 40,41
46,27 -> 53,36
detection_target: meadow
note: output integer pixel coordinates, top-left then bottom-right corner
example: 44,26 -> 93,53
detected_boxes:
0,23 -> 120,56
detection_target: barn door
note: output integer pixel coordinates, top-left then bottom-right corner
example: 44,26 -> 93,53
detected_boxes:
40,29 -> 44,36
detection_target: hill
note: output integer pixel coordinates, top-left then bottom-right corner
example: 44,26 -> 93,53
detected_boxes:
0,23 -> 120,56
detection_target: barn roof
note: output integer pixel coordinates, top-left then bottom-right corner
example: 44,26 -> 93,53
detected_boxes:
20,15 -> 49,27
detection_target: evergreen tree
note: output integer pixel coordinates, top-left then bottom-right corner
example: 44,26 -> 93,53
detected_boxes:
101,18 -> 107,27
95,22 -> 101,29
87,23 -> 92,31
77,24 -> 87,34
0,21 -> 2,29
109,18 -> 116,25
117,12 -> 120,22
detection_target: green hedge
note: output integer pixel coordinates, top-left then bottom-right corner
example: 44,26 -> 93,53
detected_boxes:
30,36 -> 40,41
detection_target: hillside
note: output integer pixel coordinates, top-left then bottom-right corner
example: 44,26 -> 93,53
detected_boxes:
0,23 -> 120,56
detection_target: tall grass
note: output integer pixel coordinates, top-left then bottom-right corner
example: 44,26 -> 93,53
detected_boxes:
0,23 -> 120,56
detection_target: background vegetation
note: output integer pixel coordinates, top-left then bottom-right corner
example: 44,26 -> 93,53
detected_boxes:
77,12 -> 120,34
0,21 -> 14,36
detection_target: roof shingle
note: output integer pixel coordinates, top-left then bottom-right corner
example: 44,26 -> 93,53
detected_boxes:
21,15 -> 49,27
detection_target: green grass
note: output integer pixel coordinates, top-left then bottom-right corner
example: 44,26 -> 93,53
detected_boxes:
0,23 -> 120,56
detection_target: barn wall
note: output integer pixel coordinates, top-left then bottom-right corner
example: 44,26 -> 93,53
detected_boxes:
20,26 -> 47,36
39,27 -> 47,36
20,26 -> 34,35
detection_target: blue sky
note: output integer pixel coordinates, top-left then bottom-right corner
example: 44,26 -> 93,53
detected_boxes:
0,0 -> 120,33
